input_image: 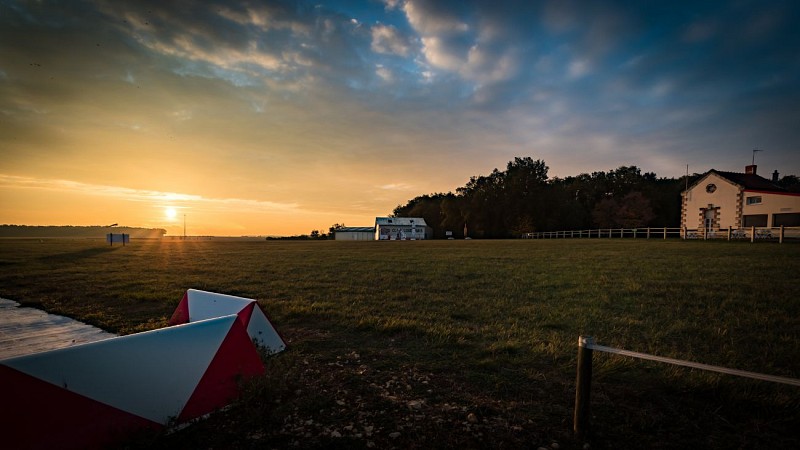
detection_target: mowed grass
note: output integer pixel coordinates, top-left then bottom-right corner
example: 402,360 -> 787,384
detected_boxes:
1,238 -> 798,449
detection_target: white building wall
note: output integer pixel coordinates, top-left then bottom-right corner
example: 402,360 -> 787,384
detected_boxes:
742,191 -> 800,227
682,173 -> 741,229
335,231 -> 375,241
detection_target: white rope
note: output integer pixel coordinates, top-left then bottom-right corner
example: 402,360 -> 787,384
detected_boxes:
585,342 -> 800,387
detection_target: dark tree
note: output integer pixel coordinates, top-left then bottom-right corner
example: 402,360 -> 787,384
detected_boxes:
778,175 -> 800,192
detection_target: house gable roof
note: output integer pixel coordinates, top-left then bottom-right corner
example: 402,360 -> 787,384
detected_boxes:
335,227 -> 375,233
686,169 -> 785,193
375,217 -> 428,227
711,170 -> 785,192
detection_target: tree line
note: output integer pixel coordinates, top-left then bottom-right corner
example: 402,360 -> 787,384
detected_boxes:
0,225 -> 167,238
392,157 -> 800,239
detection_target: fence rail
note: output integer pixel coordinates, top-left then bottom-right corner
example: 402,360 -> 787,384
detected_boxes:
524,226 -> 798,243
573,336 -> 800,438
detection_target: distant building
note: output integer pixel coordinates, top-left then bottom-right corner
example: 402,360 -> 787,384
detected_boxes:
374,217 -> 432,240
334,227 -> 376,241
681,165 -> 800,232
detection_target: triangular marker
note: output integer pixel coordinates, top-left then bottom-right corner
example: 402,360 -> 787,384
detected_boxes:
1,365 -> 160,450
178,319 -> 264,421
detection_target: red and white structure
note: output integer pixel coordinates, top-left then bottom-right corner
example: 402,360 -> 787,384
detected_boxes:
1,290 -> 285,449
169,289 -> 286,354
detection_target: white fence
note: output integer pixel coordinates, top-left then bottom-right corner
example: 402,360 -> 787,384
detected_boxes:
523,226 -> 799,243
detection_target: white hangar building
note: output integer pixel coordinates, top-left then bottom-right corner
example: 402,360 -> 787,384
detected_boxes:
333,227 -> 376,241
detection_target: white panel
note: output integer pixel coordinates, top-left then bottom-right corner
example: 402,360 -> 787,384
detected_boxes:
246,307 -> 286,354
2,315 -> 236,423
186,289 -> 253,321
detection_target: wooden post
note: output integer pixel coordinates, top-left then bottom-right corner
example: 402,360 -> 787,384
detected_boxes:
751,226 -> 755,243
663,227 -> 667,240
574,336 -> 594,438
728,226 -> 732,241
646,227 -> 650,239
633,228 -> 637,239
683,227 -> 687,239
780,225 -> 784,244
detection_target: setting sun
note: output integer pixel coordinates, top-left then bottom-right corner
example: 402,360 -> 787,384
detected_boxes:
165,207 -> 178,221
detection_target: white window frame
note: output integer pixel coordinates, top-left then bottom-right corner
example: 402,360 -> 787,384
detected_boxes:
746,196 -> 762,205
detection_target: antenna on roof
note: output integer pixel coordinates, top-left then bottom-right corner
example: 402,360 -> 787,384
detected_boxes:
752,148 -> 763,165
685,164 -> 689,192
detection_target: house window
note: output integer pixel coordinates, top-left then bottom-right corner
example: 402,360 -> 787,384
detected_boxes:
746,196 -> 762,205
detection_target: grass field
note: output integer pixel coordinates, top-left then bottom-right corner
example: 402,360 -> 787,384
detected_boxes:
1,238 -> 798,449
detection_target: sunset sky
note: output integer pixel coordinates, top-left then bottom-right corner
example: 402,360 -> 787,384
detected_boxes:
2,0 -> 799,236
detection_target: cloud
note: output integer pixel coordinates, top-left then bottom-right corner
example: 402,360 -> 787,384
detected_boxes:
403,0 -> 469,35
375,65 -> 394,82
379,183 -> 415,191
371,24 -> 412,56
0,174 -> 301,213
567,58 -> 590,80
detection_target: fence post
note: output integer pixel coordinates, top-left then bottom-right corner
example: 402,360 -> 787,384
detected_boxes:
574,336 -> 594,438
646,227 -> 650,239
728,226 -> 732,241
780,225 -> 784,244
663,227 -> 667,240
683,227 -> 687,240
751,226 -> 755,243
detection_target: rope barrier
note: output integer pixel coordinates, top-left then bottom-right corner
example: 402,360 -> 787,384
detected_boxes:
584,341 -> 800,387
573,335 -> 800,437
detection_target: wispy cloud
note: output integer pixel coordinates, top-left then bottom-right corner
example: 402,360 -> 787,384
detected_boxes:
0,175 -> 300,213
379,183 -> 415,191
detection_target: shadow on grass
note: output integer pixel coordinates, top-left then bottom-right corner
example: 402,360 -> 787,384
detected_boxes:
39,246 -> 120,263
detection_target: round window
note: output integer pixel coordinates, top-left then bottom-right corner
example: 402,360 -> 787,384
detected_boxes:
705,183 -> 717,193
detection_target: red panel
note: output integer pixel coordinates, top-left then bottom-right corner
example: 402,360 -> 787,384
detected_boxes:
178,320 -> 265,421
168,292 -> 190,325
0,365 -> 161,450
237,301 -> 255,328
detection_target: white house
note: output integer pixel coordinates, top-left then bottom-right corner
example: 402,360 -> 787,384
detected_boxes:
681,165 -> 800,232
374,217 -> 432,240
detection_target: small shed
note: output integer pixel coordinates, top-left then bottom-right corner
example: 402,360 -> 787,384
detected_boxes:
334,227 -> 376,241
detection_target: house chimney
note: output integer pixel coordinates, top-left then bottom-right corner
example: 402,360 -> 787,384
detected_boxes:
745,164 -> 757,175
773,170 -> 779,182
